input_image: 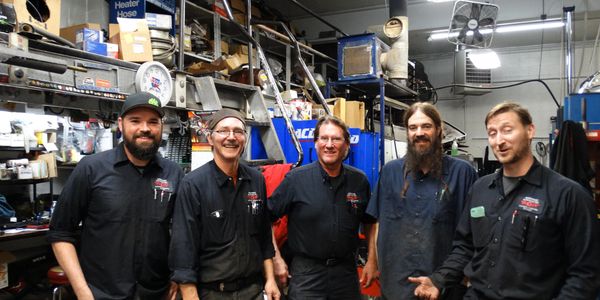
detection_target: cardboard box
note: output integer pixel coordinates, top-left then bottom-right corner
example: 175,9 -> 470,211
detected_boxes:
76,28 -> 104,44
109,18 -> 153,62
106,43 -> 118,58
329,98 -> 365,130
2,0 -> 61,35
345,101 -> 365,130
331,97 -> 346,122
209,40 -> 229,55
312,104 -> 333,120
145,12 -> 172,30
230,0 -> 245,12
37,153 -> 57,178
251,6 -> 261,18
77,40 -> 107,56
60,23 -> 102,44
232,12 -> 245,25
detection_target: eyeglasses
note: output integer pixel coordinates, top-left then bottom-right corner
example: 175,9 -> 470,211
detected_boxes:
212,129 -> 247,138
317,136 -> 345,145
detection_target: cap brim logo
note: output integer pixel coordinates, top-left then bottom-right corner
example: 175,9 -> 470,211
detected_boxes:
148,98 -> 160,107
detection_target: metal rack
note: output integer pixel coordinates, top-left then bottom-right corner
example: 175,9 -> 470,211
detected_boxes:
326,77 -> 418,169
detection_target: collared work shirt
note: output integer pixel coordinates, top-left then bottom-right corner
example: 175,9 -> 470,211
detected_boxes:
48,143 -> 184,299
169,160 -> 274,284
431,159 -> 600,299
366,155 -> 477,299
268,162 -> 373,260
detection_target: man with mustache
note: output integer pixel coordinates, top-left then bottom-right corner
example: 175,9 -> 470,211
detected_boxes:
48,92 -> 184,299
268,115 -> 375,300
409,102 -> 600,299
169,108 -> 280,300
365,102 -> 477,299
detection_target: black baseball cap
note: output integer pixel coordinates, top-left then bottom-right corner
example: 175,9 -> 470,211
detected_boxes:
208,108 -> 246,130
120,92 -> 164,117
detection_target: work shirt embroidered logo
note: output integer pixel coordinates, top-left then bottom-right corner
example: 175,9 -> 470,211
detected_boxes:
518,196 -> 543,214
153,178 -> 173,203
346,193 -> 361,207
245,192 -> 263,215
346,192 -> 362,215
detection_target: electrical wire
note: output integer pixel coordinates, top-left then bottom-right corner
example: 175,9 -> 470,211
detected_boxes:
388,106 -> 399,160
538,0 -> 545,79
574,0 -> 589,88
433,79 -> 559,108
586,21 -> 600,80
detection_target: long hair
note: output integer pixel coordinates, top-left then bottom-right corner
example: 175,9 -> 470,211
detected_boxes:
401,102 -> 444,197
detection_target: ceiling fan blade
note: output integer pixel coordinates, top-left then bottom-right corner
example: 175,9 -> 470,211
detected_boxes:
479,18 -> 494,27
453,14 -> 470,25
474,30 -> 484,43
470,4 -> 481,20
457,26 -> 469,41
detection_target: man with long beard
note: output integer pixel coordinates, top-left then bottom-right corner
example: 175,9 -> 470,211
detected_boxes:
366,102 -> 478,299
49,92 -> 184,300
409,102 -> 600,299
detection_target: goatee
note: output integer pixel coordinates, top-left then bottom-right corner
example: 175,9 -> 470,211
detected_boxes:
124,134 -> 160,161
405,136 -> 443,178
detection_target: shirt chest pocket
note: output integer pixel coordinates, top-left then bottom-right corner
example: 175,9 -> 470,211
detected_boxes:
147,191 -> 174,222
471,216 -> 493,249
505,211 -> 544,253
203,208 -> 235,246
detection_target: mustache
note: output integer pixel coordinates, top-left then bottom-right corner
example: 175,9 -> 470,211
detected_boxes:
413,135 -> 431,143
134,132 -> 156,139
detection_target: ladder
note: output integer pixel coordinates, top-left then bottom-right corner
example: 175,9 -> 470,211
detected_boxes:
191,76 -> 286,165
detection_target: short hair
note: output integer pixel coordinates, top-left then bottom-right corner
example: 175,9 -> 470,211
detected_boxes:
313,115 -> 350,143
485,102 -> 532,127
403,102 -> 443,137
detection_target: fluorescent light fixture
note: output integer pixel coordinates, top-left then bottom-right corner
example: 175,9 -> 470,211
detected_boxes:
467,49 -> 501,69
428,19 -> 564,41
496,20 -> 564,33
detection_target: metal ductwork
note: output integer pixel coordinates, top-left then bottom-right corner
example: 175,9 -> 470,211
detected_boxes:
389,0 -> 407,18
381,0 -> 409,79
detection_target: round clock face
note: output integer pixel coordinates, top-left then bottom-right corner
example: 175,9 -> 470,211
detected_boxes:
135,62 -> 173,107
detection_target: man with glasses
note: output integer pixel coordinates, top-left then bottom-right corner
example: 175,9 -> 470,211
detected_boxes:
169,108 -> 280,300
268,115 -> 376,300
49,92 -> 184,299
365,102 -> 478,299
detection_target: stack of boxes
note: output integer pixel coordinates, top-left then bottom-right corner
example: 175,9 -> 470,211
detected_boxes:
60,23 -> 119,58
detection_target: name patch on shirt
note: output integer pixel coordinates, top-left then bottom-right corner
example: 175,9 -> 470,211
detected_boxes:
153,178 -> 173,202
346,192 -> 361,207
245,191 -> 263,215
518,196 -> 543,214
470,206 -> 485,218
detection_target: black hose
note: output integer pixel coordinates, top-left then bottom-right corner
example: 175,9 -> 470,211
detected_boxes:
433,79 -> 560,108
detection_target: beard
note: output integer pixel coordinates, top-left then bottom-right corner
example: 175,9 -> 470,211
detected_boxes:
494,141 -> 531,166
124,132 -> 161,161
405,135 -> 443,178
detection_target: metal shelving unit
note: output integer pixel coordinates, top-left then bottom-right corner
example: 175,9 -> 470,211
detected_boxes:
326,77 -> 418,169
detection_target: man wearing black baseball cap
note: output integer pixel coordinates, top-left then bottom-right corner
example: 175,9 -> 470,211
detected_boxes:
49,92 -> 184,300
170,108 -> 280,300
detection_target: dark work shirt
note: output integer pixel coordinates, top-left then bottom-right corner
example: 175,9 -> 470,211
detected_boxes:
268,162 -> 373,260
431,159 -> 600,299
169,160 -> 274,284
48,143 -> 184,300
366,155 -> 477,299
